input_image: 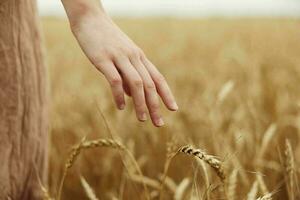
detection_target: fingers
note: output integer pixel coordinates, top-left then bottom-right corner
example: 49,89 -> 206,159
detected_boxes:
114,56 -> 148,122
130,57 -> 164,127
123,81 -> 131,96
93,48 -> 177,127
116,70 -> 131,96
94,61 -> 126,110
141,56 -> 178,111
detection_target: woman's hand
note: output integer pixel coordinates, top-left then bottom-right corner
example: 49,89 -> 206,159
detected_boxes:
62,0 -> 178,127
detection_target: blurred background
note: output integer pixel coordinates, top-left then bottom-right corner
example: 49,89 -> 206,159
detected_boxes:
38,0 -> 300,17
39,0 -> 300,199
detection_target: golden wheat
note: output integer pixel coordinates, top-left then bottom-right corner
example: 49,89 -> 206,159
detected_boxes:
284,139 -> 296,200
227,169 -> 238,200
256,193 -> 272,200
177,145 -> 226,182
57,137 -> 125,200
45,18 -> 300,199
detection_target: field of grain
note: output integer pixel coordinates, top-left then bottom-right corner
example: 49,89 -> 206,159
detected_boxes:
43,18 -> 300,200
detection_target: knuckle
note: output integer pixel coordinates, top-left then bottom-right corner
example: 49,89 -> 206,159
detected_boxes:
91,55 -> 107,66
112,50 -> 123,59
100,47 -> 112,56
144,82 -> 156,91
132,78 -> 143,88
110,77 -> 122,87
128,48 -> 141,58
98,47 -> 108,54
115,93 -> 124,102
112,47 -> 129,58
138,48 -> 145,56
149,103 -> 160,112
155,74 -> 166,84
91,50 -> 113,66
134,99 -> 146,110
104,48 -> 115,58
136,102 -> 145,111
148,99 -> 160,110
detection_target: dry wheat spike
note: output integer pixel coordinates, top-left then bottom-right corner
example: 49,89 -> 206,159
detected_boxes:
227,169 -> 238,200
81,138 -> 125,150
177,145 -> 226,181
256,193 -> 272,200
57,137 -> 125,200
284,139 -> 296,200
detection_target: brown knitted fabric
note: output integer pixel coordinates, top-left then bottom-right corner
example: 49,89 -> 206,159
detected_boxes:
0,0 -> 48,199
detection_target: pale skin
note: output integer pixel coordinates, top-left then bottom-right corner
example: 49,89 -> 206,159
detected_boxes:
61,0 -> 178,127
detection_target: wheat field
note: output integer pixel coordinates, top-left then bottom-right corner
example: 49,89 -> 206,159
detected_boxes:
43,17 -> 300,200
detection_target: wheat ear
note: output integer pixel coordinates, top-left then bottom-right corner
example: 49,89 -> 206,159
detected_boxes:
81,138 -> 125,150
227,169 -> 238,200
178,145 -> 226,182
57,137 -> 125,200
284,139 -> 296,200
159,144 -> 226,200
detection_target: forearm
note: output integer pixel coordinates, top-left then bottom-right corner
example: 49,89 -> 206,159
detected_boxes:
61,0 -> 105,27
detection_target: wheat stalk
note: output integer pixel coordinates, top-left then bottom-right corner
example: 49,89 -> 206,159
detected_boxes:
174,178 -> 191,200
217,80 -> 235,104
96,106 -> 151,200
159,153 -> 176,200
257,124 -> 277,162
256,174 -> 269,195
56,136 -> 85,200
40,184 -> 54,200
36,165 -> 54,200
80,176 -> 99,200
129,174 -> 161,190
247,181 -> 258,200
197,159 -> 211,200
159,138 -> 181,200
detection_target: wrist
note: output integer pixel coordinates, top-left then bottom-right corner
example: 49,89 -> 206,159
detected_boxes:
62,0 -> 106,30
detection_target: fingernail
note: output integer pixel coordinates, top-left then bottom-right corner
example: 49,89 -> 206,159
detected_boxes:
140,113 -> 147,121
171,102 -> 178,110
156,118 -> 164,127
119,103 -> 125,110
